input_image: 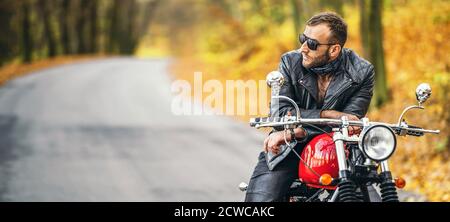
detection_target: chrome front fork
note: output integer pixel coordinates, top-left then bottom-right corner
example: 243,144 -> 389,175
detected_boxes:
329,130 -> 348,202
332,128 -> 358,202
333,116 -> 351,174
333,130 -> 349,172
380,161 -> 390,172
332,117 -> 358,202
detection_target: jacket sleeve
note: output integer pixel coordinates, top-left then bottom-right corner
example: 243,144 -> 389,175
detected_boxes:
341,65 -> 375,118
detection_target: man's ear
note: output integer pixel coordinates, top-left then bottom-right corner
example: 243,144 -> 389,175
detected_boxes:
329,44 -> 341,59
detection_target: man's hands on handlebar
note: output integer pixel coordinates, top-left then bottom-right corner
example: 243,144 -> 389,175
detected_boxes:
263,110 -> 362,154
320,110 -> 362,135
264,128 -> 306,155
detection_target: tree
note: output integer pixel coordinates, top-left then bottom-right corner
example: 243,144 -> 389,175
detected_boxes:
360,0 -> 389,108
21,0 -> 33,63
88,0 -> 99,53
320,0 -> 344,16
360,0 -> 369,58
290,0 -> 301,42
59,0 -> 71,55
107,0 -> 160,55
301,0 -> 319,20
37,0 -> 57,58
120,0 -> 137,54
107,0 -> 120,54
139,0 -> 160,37
0,0 -> 18,65
75,0 -> 89,54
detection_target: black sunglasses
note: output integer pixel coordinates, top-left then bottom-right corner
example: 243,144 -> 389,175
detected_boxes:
299,34 -> 337,50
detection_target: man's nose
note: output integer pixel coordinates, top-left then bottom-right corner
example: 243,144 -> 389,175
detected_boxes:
299,42 -> 309,53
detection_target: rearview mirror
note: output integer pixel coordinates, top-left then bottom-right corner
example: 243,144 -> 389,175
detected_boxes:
415,83 -> 432,106
266,71 -> 284,88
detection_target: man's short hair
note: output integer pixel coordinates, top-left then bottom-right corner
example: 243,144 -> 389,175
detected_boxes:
307,12 -> 348,47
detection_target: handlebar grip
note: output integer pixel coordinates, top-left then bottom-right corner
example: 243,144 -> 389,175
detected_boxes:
249,117 -> 261,127
406,130 -> 424,137
249,117 -> 282,127
393,125 -> 424,137
406,125 -> 425,137
249,117 -> 269,127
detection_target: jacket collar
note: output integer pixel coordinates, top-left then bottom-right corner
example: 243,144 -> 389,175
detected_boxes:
297,49 -> 357,106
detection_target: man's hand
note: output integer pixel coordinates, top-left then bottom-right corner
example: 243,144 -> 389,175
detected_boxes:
263,131 -> 285,155
320,110 -> 362,135
264,128 -> 306,155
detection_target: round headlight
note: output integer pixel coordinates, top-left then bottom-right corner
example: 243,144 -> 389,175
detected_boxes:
359,125 -> 397,161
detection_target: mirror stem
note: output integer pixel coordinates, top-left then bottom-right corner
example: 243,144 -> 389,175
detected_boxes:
397,105 -> 424,126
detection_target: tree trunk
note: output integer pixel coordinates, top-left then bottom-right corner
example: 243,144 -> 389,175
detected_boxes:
368,0 -> 389,108
301,0 -> 318,20
89,0 -> 98,53
290,0 -> 301,44
108,0 -> 120,54
320,0 -> 344,16
360,0 -> 370,59
0,0 -> 18,65
59,0 -> 71,55
139,0 -> 160,36
37,0 -> 57,58
120,0 -> 137,54
75,0 -> 89,54
21,0 -> 33,63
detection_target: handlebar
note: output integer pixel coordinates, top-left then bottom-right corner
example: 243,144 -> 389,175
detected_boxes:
249,117 -> 440,136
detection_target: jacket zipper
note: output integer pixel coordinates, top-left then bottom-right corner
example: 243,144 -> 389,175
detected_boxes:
298,80 -> 318,103
323,81 -> 352,110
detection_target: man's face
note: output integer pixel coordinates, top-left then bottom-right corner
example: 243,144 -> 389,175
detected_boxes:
300,24 -> 334,69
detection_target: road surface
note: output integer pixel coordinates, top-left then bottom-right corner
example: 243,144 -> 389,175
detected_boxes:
0,58 -> 264,201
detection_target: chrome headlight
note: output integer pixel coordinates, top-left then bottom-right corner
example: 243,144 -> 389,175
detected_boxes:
359,125 -> 397,161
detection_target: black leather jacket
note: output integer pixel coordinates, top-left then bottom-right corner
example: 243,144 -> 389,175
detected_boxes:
266,48 -> 375,170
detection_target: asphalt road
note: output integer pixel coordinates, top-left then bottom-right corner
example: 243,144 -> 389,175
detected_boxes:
0,58 -> 264,201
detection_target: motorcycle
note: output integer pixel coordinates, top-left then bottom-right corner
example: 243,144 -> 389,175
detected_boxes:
239,71 -> 440,202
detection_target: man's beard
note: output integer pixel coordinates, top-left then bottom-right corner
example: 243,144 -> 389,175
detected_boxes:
303,50 -> 331,69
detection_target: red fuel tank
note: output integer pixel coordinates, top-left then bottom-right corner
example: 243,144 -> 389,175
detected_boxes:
299,133 -> 348,190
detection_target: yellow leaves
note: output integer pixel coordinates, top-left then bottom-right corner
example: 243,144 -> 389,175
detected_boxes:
135,34 -> 170,58
389,127 -> 450,202
384,0 -> 450,77
435,137 -> 448,153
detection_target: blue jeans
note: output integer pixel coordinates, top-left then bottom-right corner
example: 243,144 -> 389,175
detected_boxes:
244,151 -> 299,202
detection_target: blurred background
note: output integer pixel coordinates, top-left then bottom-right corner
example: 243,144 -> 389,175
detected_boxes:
0,0 -> 449,201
